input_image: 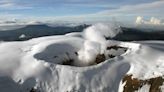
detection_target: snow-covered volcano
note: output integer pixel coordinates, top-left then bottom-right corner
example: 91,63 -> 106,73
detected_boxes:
0,23 -> 164,92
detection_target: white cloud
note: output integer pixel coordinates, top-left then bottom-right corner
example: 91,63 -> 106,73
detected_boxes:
0,0 -> 164,24
0,12 -> 22,19
135,16 -> 163,25
97,0 -> 164,15
136,16 -> 144,24
134,16 -> 164,30
150,17 -> 161,25
0,1 -> 32,10
55,0 -> 164,22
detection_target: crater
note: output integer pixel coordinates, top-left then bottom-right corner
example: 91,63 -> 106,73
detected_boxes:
34,44 -> 128,67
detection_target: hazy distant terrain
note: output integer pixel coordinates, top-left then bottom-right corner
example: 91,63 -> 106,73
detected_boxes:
0,24 -> 89,41
0,24 -> 164,41
113,27 -> 164,41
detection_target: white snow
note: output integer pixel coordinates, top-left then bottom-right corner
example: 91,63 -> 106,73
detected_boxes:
0,23 -> 164,92
124,41 -> 164,79
65,32 -> 82,38
19,34 -> 26,39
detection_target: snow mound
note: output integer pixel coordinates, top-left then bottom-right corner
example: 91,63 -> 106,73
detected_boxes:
65,32 -> 82,38
19,34 -> 26,39
0,36 -> 130,92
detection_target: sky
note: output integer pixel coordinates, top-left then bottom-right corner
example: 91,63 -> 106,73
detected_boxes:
0,0 -> 164,23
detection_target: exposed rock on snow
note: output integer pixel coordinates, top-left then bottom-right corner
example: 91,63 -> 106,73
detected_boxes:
122,75 -> 164,92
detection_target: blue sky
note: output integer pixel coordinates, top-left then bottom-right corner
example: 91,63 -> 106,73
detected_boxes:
0,0 -> 164,23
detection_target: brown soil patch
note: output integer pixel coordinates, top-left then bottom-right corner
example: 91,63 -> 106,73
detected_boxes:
62,59 -> 74,65
95,54 -> 106,64
107,45 -> 127,51
122,75 -> 164,92
30,88 -> 39,92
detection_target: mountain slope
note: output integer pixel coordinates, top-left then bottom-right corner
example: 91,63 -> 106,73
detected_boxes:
113,27 -> 164,41
0,24 -> 89,41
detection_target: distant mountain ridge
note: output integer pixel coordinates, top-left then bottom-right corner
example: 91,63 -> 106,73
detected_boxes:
1,24 -> 164,41
0,24 -> 89,41
112,27 -> 164,41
